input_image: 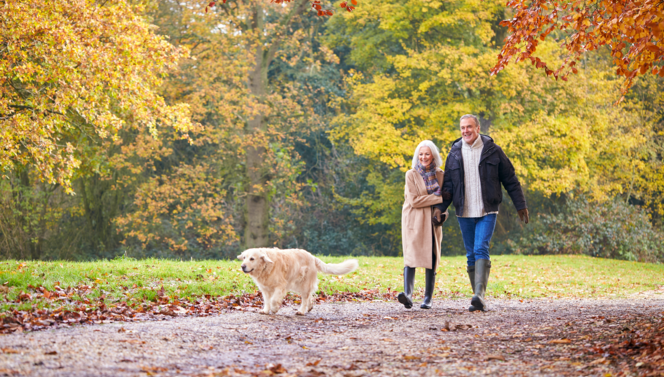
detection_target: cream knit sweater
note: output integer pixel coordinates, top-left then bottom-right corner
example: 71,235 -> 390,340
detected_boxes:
459,136 -> 498,218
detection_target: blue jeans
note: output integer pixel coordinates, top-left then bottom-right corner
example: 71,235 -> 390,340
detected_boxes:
457,214 -> 497,267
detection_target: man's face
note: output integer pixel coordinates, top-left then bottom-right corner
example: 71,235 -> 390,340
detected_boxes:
460,118 -> 480,145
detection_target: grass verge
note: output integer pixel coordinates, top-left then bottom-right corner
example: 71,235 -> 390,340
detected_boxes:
0,254 -> 661,312
0,254 -> 661,333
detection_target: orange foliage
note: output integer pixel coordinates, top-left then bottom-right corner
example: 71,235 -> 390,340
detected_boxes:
0,0 -> 193,193
493,0 -> 664,96
115,163 -> 236,253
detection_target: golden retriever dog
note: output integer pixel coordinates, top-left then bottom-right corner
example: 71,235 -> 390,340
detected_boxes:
238,248 -> 358,315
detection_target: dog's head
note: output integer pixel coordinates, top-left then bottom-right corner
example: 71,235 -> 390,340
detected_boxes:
237,249 -> 274,275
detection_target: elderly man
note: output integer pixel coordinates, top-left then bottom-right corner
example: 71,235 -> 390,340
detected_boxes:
433,114 -> 529,312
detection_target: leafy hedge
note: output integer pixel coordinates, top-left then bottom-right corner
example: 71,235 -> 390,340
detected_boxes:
507,197 -> 664,263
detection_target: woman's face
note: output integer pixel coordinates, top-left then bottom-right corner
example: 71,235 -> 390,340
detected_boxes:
418,146 -> 433,166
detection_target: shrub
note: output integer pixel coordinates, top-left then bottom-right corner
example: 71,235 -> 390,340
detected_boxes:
508,197 -> 664,263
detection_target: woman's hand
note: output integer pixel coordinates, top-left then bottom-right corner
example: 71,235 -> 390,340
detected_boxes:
432,208 -> 445,226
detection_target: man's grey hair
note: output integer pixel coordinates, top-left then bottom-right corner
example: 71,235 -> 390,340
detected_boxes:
460,114 -> 480,128
411,140 -> 443,169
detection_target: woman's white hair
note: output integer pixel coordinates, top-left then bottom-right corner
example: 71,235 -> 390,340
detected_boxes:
411,140 -> 443,169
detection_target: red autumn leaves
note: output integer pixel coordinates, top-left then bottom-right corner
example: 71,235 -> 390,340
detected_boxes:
493,0 -> 663,96
205,0 -> 357,16
313,0 -> 358,16
580,314 -> 664,375
0,284 -> 396,334
340,0 -> 357,12
312,0 -> 333,16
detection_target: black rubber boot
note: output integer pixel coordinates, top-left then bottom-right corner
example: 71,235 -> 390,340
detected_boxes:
420,268 -> 436,309
467,265 -> 477,312
398,267 -> 415,309
470,259 -> 491,312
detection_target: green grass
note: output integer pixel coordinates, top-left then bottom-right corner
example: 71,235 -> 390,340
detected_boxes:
0,255 -> 662,313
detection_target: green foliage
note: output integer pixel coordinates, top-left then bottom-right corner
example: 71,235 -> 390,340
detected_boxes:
322,0 -> 664,260
507,197 -> 664,263
0,0 -> 662,263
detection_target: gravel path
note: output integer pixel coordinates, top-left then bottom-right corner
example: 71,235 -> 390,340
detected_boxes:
0,296 -> 663,376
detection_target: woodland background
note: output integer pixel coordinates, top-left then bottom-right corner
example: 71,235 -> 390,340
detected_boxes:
1,0 -> 663,263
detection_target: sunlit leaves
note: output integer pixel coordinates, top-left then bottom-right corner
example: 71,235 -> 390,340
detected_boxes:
115,164 -> 236,253
0,0 -> 193,193
206,0 -> 352,16
493,0 -> 664,97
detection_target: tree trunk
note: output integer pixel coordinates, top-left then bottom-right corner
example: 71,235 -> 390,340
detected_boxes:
242,0 -> 308,250
243,3 -> 270,249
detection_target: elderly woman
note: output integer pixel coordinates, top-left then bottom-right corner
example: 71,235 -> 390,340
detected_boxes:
399,140 -> 450,309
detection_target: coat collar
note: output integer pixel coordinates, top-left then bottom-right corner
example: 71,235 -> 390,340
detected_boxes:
450,134 -> 495,162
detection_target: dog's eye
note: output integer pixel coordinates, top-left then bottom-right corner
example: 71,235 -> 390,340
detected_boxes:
250,257 -> 254,261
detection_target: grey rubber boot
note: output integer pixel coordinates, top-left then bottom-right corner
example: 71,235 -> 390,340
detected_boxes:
467,265 -> 477,312
398,267 -> 416,309
470,259 -> 491,312
420,268 -> 436,309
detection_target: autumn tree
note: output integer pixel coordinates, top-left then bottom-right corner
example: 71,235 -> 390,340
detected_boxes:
326,0 -> 664,253
0,0 -> 193,193
0,0 -> 193,259
107,0 -> 338,256
493,0 -> 664,96
188,0 -> 327,249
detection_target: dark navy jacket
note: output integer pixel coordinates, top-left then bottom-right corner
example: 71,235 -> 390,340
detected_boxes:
434,135 -> 527,216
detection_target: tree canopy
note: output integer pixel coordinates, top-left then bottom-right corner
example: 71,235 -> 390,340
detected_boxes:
493,0 -> 664,96
0,0 -> 193,193
0,0 -> 662,262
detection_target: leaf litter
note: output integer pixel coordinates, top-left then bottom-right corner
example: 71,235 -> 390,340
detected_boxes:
0,283 -> 397,334
0,297 -> 662,376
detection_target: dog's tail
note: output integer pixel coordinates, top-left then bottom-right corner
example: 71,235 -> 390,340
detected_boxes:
314,258 -> 359,275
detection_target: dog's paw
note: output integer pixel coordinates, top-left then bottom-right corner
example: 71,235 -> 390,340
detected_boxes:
295,311 -> 306,316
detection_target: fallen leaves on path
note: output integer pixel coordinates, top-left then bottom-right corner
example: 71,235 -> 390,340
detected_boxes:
1,299 -> 663,377
578,313 -> 664,376
485,354 -> 506,361
0,284 -> 397,334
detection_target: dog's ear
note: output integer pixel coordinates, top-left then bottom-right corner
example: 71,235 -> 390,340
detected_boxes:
237,253 -> 245,260
260,253 -> 274,264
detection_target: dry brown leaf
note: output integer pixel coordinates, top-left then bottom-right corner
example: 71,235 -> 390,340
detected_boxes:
589,358 -> 609,365
549,339 -> 572,344
486,354 -> 506,361
141,366 -> 168,372
119,339 -> 145,344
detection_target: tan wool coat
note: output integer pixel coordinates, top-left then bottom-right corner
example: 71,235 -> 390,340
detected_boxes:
401,168 -> 448,270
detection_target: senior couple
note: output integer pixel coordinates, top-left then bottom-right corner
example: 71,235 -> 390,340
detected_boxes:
399,114 -> 529,312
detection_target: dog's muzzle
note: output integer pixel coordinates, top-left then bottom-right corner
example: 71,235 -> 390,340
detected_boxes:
241,265 -> 253,273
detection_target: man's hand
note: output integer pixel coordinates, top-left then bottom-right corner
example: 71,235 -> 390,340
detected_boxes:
518,208 -> 529,224
432,208 -> 444,227
441,190 -> 452,201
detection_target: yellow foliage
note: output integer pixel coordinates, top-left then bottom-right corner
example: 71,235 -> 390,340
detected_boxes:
0,0 -> 193,193
328,0 -> 664,225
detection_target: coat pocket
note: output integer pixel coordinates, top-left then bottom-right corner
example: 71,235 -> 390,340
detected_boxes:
484,159 -> 502,204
